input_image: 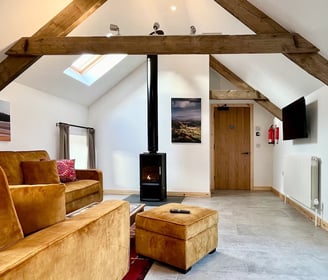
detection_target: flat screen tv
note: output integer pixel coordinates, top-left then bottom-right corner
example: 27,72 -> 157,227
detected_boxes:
282,96 -> 308,140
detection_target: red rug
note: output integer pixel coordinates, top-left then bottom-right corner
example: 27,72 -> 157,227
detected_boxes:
123,225 -> 153,280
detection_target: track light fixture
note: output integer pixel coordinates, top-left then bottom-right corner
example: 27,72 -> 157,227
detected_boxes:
108,24 -> 120,36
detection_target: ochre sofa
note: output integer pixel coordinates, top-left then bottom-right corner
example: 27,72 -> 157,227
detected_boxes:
0,166 -> 130,280
0,150 -> 103,213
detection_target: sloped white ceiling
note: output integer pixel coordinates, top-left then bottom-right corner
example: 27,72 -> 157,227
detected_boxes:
0,0 -> 71,58
248,0 -> 328,58
0,0 -> 327,107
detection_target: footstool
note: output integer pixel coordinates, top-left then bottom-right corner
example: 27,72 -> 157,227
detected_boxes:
135,203 -> 218,272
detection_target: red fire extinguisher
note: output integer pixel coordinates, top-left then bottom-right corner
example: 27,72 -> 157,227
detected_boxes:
268,125 -> 274,144
275,126 -> 279,144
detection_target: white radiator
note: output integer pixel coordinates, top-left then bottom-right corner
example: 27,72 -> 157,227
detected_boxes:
283,155 -> 319,209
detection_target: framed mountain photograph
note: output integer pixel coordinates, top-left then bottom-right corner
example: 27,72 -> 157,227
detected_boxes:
171,98 -> 201,143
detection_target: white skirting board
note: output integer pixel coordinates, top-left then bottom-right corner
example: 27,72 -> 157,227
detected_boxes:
283,155 -> 320,209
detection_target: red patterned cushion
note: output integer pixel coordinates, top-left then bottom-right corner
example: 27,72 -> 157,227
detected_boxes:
56,159 -> 77,183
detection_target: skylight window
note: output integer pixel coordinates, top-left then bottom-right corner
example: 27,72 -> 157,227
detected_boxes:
64,53 -> 127,86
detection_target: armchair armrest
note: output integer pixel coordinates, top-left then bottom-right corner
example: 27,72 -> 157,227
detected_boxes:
74,169 -> 104,202
75,169 -> 103,187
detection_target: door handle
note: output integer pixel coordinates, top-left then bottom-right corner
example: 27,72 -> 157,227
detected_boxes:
241,152 -> 249,155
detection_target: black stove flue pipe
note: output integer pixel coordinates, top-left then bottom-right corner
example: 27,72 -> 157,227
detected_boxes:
147,55 -> 158,153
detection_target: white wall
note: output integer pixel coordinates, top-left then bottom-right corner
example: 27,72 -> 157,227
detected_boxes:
210,68 -> 238,90
253,104 -> 274,187
272,85 -> 328,221
89,55 -> 210,194
0,82 -> 88,158
159,55 -> 210,193
0,60 -> 274,194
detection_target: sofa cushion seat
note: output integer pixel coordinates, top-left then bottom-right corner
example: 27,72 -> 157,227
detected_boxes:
65,180 -> 100,202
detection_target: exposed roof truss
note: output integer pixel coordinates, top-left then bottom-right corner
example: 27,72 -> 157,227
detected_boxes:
0,0 -> 326,117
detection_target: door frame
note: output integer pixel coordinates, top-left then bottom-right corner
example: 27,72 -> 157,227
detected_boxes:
210,103 -> 254,191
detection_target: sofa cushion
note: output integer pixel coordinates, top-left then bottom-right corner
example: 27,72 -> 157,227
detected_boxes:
0,150 -> 50,185
0,167 -> 24,250
21,160 -> 60,184
56,159 -> 77,182
65,180 -> 100,202
10,184 -> 66,235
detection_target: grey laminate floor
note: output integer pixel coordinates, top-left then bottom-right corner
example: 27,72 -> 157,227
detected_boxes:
105,191 -> 328,279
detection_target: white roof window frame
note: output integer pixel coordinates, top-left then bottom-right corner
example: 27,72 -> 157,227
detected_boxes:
64,53 -> 127,86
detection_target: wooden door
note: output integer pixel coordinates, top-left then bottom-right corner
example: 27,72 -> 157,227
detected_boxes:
214,106 -> 250,190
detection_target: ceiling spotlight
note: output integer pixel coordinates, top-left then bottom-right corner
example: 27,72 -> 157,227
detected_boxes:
190,25 -> 196,35
149,22 -> 164,35
108,24 -> 120,36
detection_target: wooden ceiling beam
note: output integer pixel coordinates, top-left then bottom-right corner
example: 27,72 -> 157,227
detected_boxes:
7,34 -> 318,56
210,56 -> 282,120
214,0 -> 328,85
210,90 -> 267,100
0,0 -> 107,92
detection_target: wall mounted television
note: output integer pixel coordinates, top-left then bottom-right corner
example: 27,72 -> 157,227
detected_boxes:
282,96 -> 308,140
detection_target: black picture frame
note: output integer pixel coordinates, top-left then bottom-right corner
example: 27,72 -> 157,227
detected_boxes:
171,98 -> 201,143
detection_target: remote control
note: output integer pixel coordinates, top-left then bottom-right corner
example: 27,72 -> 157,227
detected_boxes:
170,209 -> 190,214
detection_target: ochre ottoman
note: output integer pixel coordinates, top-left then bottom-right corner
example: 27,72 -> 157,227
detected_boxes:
135,203 -> 218,272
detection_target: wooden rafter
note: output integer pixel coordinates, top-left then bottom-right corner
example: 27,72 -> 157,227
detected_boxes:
0,0 -> 107,92
6,33 -> 318,56
214,0 -> 328,86
210,56 -> 282,120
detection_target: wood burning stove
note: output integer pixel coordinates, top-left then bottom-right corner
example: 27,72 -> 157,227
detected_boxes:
140,152 -> 166,201
139,55 -> 167,201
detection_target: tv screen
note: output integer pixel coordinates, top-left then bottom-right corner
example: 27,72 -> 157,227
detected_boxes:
282,96 -> 308,140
